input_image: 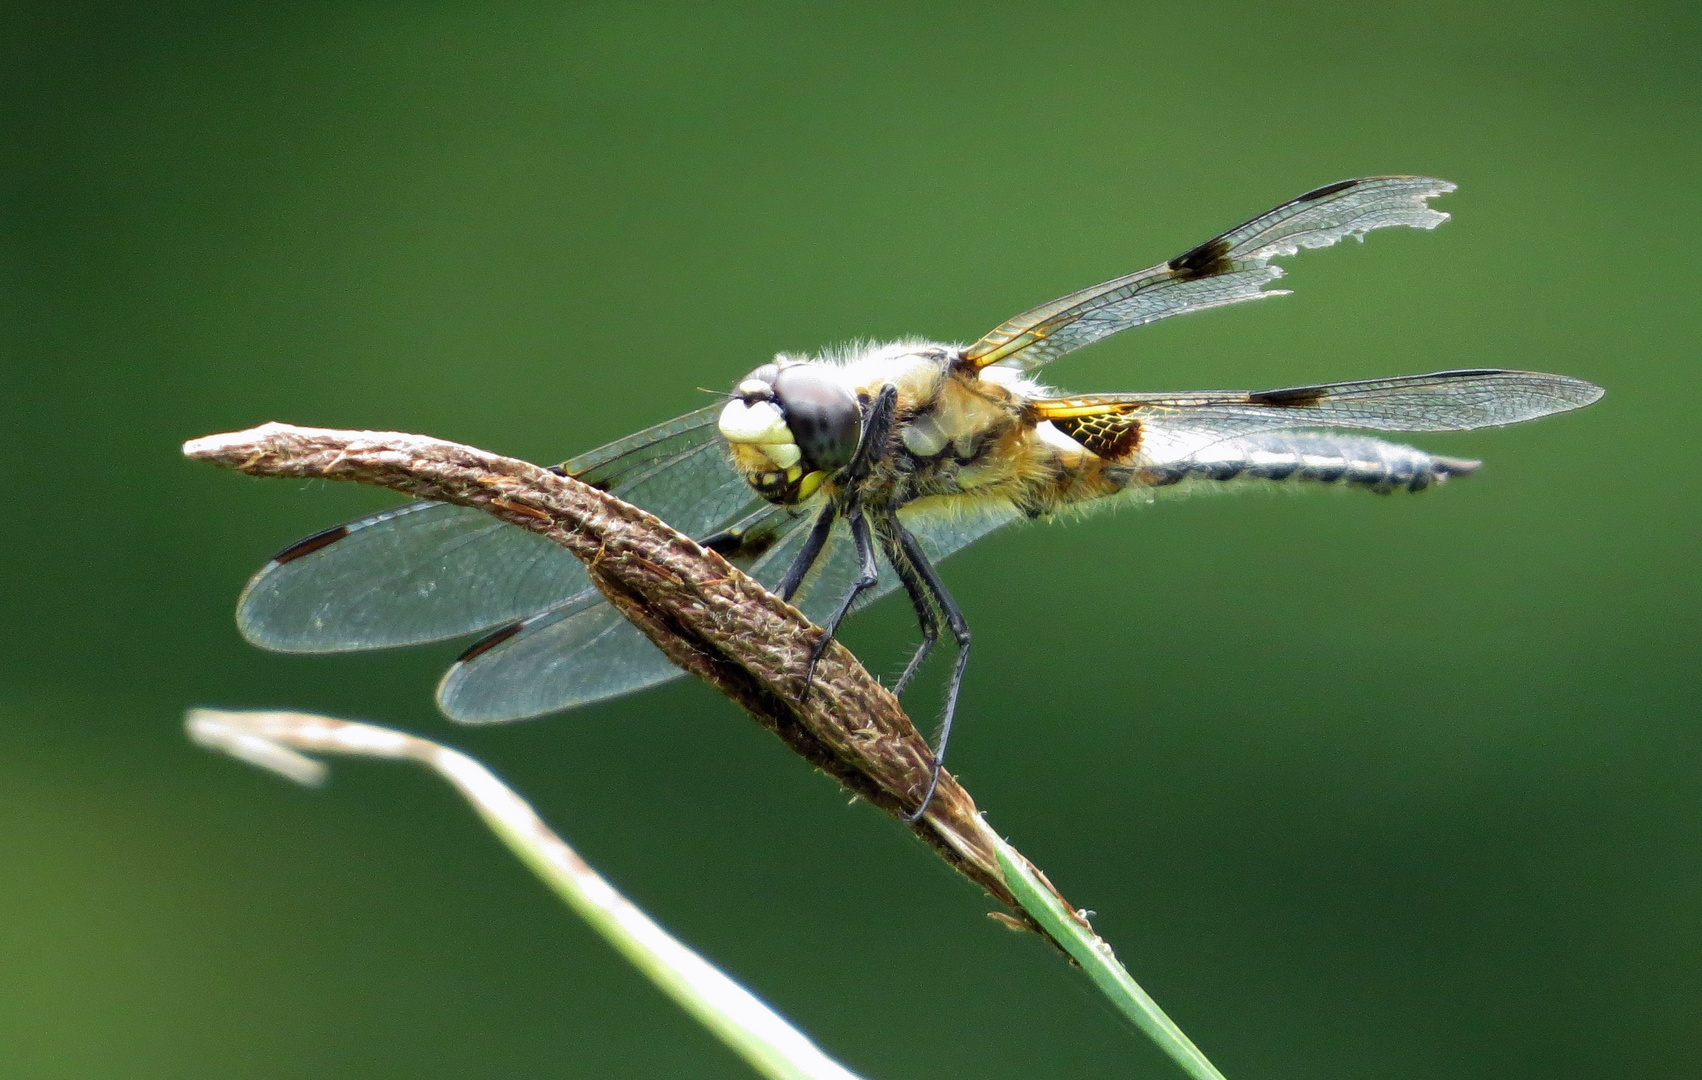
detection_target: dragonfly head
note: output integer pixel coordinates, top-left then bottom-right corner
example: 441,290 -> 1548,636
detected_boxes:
719,360 -> 860,504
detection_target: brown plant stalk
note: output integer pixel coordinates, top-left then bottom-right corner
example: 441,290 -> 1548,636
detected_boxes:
183,422 -> 1088,940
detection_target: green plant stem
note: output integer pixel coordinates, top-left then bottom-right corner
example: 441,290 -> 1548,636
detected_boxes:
995,836 -> 1229,1080
187,708 -> 867,1080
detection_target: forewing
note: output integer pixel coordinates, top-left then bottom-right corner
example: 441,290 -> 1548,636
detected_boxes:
437,496 -> 1021,723
238,405 -> 766,653
237,501 -> 590,652
965,177 -> 1456,371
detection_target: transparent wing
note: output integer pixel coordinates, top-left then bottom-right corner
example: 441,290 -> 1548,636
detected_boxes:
1040,369 -> 1603,457
965,177 -> 1456,371
236,501 -> 588,652
237,405 -> 768,652
435,589 -> 684,723
438,500 -> 817,723
437,496 -> 1022,723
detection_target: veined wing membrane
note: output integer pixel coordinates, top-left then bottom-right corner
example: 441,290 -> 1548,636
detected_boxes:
435,589 -> 683,723
238,405 -> 767,653
1044,369 -> 1604,439
439,500 -> 812,722
966,177 -> 1456,371
567,407 -> 761,536
237,502 -> 589,652
438,495 -> 1021,723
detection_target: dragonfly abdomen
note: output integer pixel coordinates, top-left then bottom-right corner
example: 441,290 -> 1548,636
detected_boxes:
1140,432 -> 1480,494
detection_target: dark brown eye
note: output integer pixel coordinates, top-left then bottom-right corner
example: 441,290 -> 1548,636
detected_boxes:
772,365 -> 860,472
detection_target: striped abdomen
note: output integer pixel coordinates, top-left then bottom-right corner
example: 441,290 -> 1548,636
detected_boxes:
1137,432 -> 1480,494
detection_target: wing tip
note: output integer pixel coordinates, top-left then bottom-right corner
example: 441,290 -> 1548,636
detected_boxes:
435,667 -> 555,726
436,621 -> 553,725
1570,377 -> 1608,409
1500,370 -> 1607,415
1405,175 -> 1458,198
435,623 -> 528,723
1364,175 -> 1456,235
1394,175 -> 1456,232
1255,176 -> 1459,261
233,570 -> 310,654
230,530 -> 352,650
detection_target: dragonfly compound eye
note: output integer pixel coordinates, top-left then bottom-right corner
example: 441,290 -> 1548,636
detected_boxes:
772,364 -> 860,473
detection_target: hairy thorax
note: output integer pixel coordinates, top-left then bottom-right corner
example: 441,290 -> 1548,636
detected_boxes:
838,344 -> 1125,516
721,340 -> 1137,517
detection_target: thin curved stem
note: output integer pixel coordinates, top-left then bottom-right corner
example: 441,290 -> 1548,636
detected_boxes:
187,708 -> 868,1080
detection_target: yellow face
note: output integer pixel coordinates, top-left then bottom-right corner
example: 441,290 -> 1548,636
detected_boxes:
719,395 -> 827,504
724,440 -> 826,504
719,362 -> 859,505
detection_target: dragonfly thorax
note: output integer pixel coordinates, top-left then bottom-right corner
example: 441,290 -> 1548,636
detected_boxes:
718,360 -> 862,505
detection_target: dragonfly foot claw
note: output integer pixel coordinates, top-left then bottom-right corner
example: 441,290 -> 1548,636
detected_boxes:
901,760 -> 943,823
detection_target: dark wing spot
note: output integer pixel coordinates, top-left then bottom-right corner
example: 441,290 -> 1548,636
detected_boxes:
1167,235 -> 1234,281
1429,368 -> 1503,378
272,524 -> 350,565
1296,178 -> 1360,203
546,464 -> 567,476
454,620 -> 524,664
1052,410 -> 1143,460
1248,384 -> 1329,407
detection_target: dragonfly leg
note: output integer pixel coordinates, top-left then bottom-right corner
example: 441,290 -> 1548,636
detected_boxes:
802,507 -> 879,695
797,384 -> 896,693
888,515 -> 970,822
877,525 -> 940,697
779,381 -> 894,607
776,501 -> 837,602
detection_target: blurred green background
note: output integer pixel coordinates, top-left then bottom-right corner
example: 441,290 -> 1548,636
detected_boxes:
4,2 -> 1699,1077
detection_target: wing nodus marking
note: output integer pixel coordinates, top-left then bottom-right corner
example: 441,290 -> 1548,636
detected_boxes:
272,524 -> 351,565
1050,409 -> 1143,460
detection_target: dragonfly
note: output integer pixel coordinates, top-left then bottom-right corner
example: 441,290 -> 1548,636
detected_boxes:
237,176 -> 1603,818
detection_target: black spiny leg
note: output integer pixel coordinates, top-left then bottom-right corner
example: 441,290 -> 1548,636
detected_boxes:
889,515 -> 971,822
879,524 -> 939,697
776,501 -> 837,603
802,508 -> 879,691
795,384 -> 898,694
